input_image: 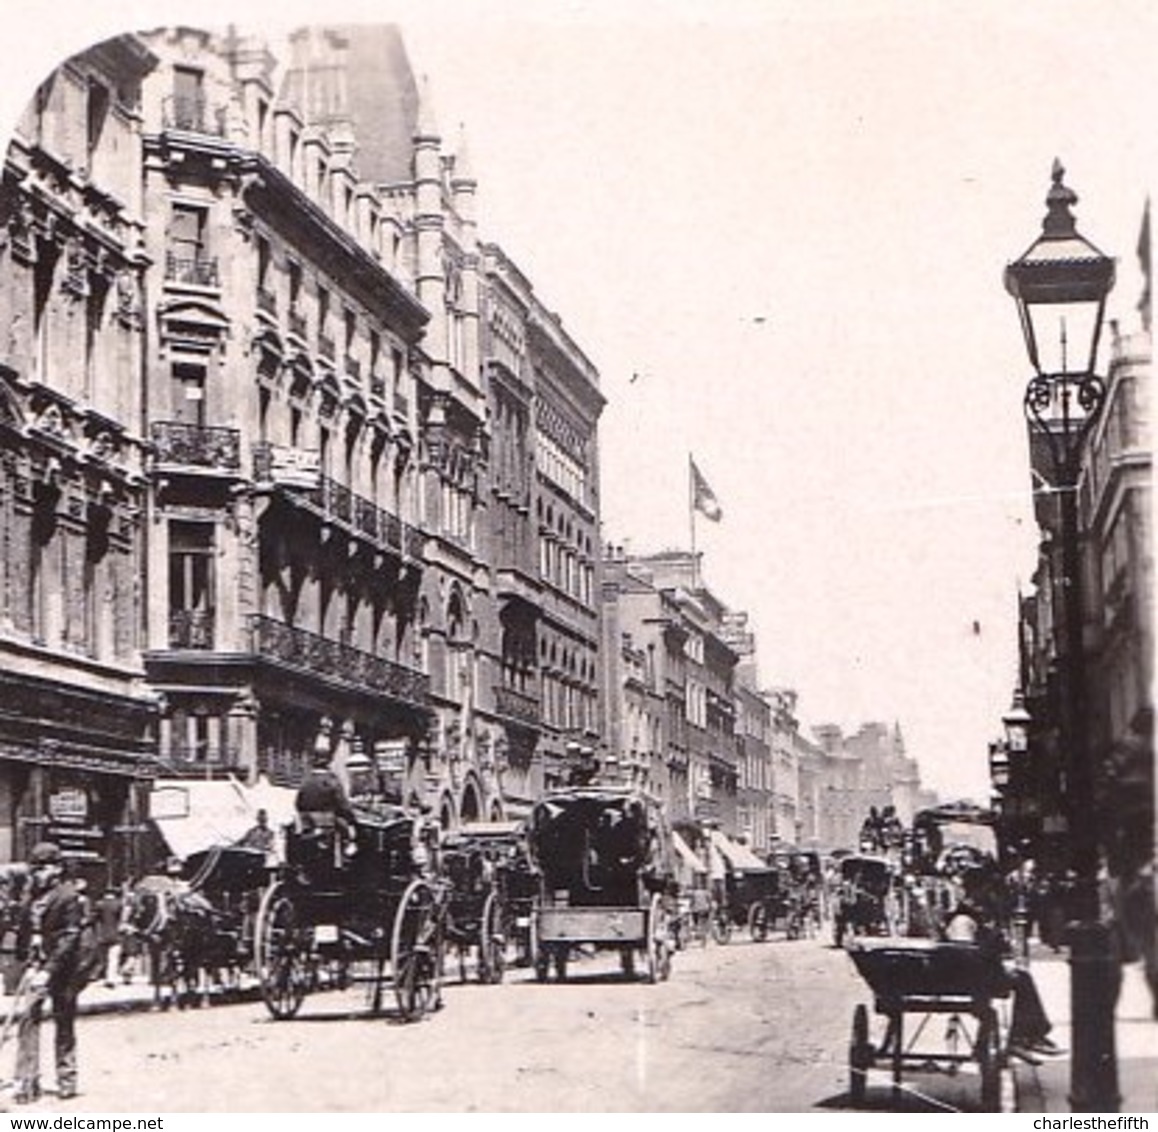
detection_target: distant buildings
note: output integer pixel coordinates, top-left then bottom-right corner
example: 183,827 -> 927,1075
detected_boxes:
0,22 -> 940,883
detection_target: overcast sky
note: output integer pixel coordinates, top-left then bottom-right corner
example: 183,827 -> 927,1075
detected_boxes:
4,0 -> 1154,802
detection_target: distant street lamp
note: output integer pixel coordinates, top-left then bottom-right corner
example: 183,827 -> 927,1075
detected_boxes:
1004,159 -> 1118,1112
988,740 -> 1011,793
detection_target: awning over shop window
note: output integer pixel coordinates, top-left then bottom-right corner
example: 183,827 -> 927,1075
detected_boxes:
672,830 -> 706,877
149,775 -> 297,861
710,829 -> 767,871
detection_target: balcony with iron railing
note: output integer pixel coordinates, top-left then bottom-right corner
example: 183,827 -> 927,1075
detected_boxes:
493,684 -> 541,727
166,250 -> 219,288
250,613 -> 430,707
162,94 -> 226,137
168,608 -> 215,650
152,421 -> 241,473
253,443 -> 423,561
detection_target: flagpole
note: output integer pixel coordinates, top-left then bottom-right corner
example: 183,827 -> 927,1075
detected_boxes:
689,453 -> 699,588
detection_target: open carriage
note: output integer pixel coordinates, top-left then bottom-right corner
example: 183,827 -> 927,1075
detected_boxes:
846,937 -> 1011,1111
253,806 -> 444,1022
440,820 -> 527,984
527,787 -> 676,983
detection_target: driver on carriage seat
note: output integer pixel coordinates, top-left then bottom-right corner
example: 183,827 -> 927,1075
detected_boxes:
295,748 -> 358,863
943,861 -> 1063,1065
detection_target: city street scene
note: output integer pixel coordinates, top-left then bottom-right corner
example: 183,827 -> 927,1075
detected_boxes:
0,1 -> 1153,1116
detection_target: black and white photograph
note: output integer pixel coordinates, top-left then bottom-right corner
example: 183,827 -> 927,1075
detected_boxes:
0,0 -> 1154,1115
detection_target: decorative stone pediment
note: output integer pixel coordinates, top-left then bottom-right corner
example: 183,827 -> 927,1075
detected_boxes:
157,296 -> 230,353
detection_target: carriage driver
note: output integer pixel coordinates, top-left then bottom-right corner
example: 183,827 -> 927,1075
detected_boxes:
295,742 -> 358,862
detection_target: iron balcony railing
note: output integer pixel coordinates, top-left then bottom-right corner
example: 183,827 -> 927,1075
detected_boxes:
152,421 -> 241,471
493,684 -> 541,726
165,251 -> 219,287
162,94 -> 226,137
250,614 -> 430,706
168,608 -> 215,650
253,443 -> 423,560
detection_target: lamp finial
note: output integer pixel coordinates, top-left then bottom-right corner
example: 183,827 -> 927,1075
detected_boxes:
1042,159 -> 1079,239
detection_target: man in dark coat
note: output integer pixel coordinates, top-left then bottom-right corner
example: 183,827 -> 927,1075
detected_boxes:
14,842 -> 88,1103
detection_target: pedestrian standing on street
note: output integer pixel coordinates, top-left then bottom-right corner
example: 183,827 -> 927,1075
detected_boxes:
13,842 -> 89,1103
96,886 -> 123,988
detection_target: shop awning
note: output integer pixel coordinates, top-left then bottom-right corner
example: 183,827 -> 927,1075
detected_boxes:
672,830 -> 706,876
710,829 -> 768,871
148,776 -> 296,861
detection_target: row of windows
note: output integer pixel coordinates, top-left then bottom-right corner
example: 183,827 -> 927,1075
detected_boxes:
536,431 -> 588,505
541,673 -> 597,733
539,536 -> 594,603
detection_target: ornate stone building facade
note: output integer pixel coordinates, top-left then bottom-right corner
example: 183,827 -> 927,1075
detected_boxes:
1,22 -> 606,851
0,35 -> 159,883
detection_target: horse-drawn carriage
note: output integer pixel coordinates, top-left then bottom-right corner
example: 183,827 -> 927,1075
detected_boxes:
123,846 -> 269,1007
440,821 -> 527,984
784,850 -> 825,940
833,854 -> 895,947
527,786 -> 676,983
253,806 -> 444,1021
716,863 -> 786,943
846,937 -> 1011,1111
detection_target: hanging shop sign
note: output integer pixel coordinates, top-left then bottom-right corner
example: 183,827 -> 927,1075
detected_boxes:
48,788 -> 89,824
269,445 -> 321,490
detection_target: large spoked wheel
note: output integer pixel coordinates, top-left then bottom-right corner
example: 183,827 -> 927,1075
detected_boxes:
748,901 -> 769,943
478,891 -> 506,985
254,881 -> 309,1020
711,907 -> 732,945
849,1002 -> 872,1105
646,894 -> 672,984
977,1008 -> 1003,1112
391,879 -> 442,1022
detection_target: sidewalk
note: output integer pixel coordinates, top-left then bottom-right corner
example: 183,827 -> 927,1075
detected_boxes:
0,974 -> 265,1025
1012,952 -> 1158,1113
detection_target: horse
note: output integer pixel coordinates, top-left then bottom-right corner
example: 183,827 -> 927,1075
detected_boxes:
122,877 -> 248,1008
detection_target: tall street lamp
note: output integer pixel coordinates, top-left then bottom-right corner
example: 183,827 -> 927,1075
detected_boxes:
1004,159 -> 1118,1112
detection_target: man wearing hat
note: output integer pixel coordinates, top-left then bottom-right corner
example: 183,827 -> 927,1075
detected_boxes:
14,842 -> 87,1103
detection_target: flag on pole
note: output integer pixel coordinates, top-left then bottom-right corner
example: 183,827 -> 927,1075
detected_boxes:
690,456 -> 722,522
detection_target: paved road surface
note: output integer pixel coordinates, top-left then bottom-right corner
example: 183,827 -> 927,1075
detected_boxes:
4,935 -> 1006,1112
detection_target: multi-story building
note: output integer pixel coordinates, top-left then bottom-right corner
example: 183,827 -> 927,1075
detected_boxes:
734,672 -> 773,852
767,687 -> 802,844
1,22 -> 607,846
1082,294 -> 1152,886
136,28 -> 436,817
527,298 -> 604,793
601,548 -> 744,835
0,35 -> 159,883
482,240 -> 604,807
